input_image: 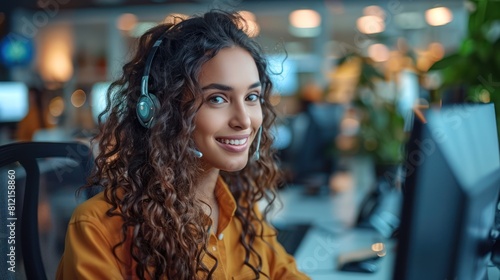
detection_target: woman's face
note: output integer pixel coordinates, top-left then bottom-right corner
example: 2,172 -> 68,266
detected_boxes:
193,46 -> 263,172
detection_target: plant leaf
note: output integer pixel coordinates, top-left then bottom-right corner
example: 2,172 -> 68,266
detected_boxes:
429,53 -> 462,71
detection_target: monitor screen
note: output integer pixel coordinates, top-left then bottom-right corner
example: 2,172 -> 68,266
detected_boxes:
394,103 -> 500,280
0,82 -> 29,123
90,81 -> 112,124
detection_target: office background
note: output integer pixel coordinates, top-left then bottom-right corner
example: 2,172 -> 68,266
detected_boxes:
1,0 -> 500,279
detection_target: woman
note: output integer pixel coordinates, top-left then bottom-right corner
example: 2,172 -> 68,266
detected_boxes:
57,10 -> 309,279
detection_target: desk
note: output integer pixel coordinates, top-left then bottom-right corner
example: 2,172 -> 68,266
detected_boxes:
267,156 -> 394,279
271,184 -> 395,280
295,227 -> 395,279
273,179 -> 500,280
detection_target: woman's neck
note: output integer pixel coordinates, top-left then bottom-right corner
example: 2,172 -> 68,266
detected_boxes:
194,168 -> 220,202
195,168 -> 220,233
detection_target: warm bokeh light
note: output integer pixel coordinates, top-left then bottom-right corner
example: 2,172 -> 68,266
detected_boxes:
425,7 -> 453,26
386,51 -> 406,73
270,93 -> 281,106
428,42 -> 445,61
116,13 -> 138,31
237,11 -> 260,37
371,242 -> 386,257
363,5 -> 385,19
49,96 -> 65,117
371,242 -> 385,252
242,20 -> 260,38
71,89 -> 87,108
238,10 -> 256,22
479,89 -> 491,103
289,9 -> 321,28
38,26 -> 73,83
368,44 -> 390,62
357,15 -> 385,34
163,13 -> 188,25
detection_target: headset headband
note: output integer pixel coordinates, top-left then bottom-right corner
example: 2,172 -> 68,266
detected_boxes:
141,32 -> 169,97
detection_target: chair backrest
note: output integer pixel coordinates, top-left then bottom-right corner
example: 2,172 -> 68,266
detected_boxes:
278,103 -> 345,186
0,141 -> 94,280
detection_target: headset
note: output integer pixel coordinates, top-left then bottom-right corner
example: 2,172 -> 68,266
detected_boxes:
136,32 -> 168,129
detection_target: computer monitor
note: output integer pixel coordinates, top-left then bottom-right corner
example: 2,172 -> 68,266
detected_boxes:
394,103 -> 500,280
0,82 -> 29,123
90,81 -> 112,124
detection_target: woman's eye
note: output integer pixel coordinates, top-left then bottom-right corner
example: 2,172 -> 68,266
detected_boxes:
208,96 -> 225,104
246,93 -> 260,102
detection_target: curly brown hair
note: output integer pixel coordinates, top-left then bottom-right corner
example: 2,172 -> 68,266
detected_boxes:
86,10 -> 282,279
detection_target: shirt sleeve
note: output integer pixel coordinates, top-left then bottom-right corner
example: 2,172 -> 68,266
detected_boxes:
56,216 -> 126,280
255,206 -> 311,280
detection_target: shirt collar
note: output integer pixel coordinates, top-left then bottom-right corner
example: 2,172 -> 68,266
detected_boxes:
214,176 -> 237,232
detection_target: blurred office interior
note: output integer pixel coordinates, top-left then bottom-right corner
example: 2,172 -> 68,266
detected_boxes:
1,0 -> 500,279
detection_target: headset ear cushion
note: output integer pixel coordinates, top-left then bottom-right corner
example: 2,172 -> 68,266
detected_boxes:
137,93 -> 161,128
149,93 -> 161,114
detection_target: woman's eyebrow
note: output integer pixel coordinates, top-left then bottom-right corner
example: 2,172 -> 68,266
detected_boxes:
202,83 -> 232,91
248,81 -> 261,89
201,81 -> 261,91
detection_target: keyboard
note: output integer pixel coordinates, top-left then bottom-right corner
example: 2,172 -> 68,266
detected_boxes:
275,223 -> 311,255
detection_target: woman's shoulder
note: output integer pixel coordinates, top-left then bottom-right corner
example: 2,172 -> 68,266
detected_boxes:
69,191 -> 122,228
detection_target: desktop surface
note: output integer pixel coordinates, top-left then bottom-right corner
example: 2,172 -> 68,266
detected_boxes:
276,182 -> 500,280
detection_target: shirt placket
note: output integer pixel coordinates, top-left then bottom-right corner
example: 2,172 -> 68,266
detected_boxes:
208,232 -> 227,279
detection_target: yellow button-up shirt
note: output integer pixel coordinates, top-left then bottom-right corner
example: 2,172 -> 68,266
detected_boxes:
56,177 -> 310,279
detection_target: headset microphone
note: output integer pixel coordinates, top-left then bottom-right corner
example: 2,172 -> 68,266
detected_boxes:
252,126 -> 262,161
252,97 -> 265,161
189,148 -> 203,158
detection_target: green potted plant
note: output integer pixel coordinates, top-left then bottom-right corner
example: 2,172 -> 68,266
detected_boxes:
429,0 -> 500,140
336,54 -> 407,177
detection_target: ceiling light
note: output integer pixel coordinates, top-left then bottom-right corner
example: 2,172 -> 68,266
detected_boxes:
117,13 -> 138,31
425,7 -> 453,26
289,9 -> 321,37
357,15 -> 385,34
289,9 -> 321,28
363,5 -> 385,20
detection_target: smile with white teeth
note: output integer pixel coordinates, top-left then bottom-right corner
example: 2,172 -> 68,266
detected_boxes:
216,138 -> 248,146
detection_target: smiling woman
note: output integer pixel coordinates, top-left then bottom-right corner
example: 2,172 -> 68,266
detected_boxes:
194,47 -> 263,172
56,10 -> 310,280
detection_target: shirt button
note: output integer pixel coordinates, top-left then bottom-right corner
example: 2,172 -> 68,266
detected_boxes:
212,246 -> 217,251
218,233 -> 224,240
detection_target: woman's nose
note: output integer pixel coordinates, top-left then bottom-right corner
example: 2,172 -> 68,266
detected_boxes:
229,102 -> 252,130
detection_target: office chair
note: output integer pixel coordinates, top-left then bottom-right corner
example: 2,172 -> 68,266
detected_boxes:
278,102 -> 345,189
0,141 -> 94,280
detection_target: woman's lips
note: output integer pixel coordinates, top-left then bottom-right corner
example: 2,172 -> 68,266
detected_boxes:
215,136 -> 250,153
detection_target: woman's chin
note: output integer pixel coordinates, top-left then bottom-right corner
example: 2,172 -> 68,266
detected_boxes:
220,158 -> 249,172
